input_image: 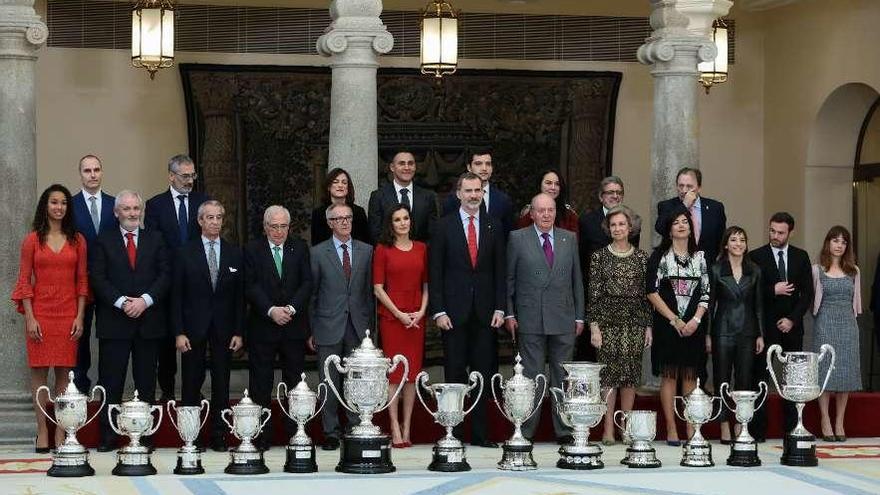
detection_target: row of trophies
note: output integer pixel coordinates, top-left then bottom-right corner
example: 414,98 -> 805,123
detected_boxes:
37,332 -> 836,477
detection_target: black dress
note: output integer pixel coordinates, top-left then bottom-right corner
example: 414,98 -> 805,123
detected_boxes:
309,203 -> 370,246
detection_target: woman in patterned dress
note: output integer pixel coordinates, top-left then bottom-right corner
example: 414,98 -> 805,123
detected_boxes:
588,205 -> 652,445
646,205 -> 710,445
812,226 -> 862,442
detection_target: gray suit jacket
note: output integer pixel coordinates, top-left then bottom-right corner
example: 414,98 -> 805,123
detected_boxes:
309,238 -> 375,346
506,226 -> 585,335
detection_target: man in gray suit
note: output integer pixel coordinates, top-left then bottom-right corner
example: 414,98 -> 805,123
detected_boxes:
505,193 -> 585,443
309,203 -> 374,450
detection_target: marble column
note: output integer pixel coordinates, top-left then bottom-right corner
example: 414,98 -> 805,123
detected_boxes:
0,0 -> 48,445
317,0 -> 394,205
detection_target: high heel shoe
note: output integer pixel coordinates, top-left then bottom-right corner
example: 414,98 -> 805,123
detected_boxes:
392,442 -> 407,448
34,436 -> 50,454
403,441 -> 413,448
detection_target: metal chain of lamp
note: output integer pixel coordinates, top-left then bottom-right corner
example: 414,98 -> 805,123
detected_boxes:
131,0 -> 176,80
698,18 -> 729,94
420,0 -> 459,78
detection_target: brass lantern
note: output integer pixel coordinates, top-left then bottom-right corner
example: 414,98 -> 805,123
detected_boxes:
698,18 -> 728,94
131,0 -> 175,80
420,0 -> 458,78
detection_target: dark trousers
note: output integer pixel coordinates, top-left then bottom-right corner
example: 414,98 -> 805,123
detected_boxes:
752,328 -> 803,439
98,337 -> 160,442
72,303 -> 95,392
157,334 -> 178,399
248,337 -> 306,444
442,309 -> 498,444
713,332 -> 757,423
518,332 -> 575,439
316,319 -> 361,438
180,330 -> 233,441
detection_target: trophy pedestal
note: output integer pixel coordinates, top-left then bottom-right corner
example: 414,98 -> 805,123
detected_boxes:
47,449 -> 95,477
680,441 -> 715,467
174,448 -> 205,475
112,448 -> 156,476
621,445 -> 662,468
727,441 -> 761,467
557,444 -> 604,470
498,442 -> 537,471
781,433 -> 818,467
285,443 -> 318,473
336,435 -> 395,474
428,444 -> 470,472
225,448 -> 270,475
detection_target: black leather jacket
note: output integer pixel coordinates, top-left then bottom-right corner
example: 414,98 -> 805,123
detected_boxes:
709,259 -> 765,339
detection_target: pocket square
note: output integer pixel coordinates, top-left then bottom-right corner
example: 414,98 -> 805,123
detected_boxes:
229,267 -> 238,273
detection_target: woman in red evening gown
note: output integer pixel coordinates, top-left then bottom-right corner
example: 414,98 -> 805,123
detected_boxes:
372,204 -> 428,447
515,168 -> 580,235
11,184 -> 89,452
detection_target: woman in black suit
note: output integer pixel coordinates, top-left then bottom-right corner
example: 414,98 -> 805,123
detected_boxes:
310,168 -> 370,245
709,226 -> 765,443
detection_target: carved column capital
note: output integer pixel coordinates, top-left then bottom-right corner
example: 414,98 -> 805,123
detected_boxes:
316,0 -> 394,64
0,0 -> 48,60
638,0 -> 731,76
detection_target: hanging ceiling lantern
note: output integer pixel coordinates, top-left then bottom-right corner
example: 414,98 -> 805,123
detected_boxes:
698,18 -> 728,94
420,0 -> 459,78
131,0 -> 176,80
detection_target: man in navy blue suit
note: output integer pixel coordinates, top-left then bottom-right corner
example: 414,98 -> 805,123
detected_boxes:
441,149 -> 515,237
654,167 -> 727,264
70,155 -> 117,392
145,154 -> 210,401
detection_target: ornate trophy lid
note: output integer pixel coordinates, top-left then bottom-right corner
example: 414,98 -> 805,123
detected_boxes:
58,370 -> 86,399
508,354 -> 532,386
292,373 -> 316,396
120,390 -> 150,409
687,378 -> 711,402
234,389 -> 262,411
347,330 -> 388,363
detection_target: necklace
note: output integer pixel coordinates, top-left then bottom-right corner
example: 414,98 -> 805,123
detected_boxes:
607,244 -> 634,258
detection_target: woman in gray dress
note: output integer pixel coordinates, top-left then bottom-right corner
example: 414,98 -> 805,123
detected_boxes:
812,225 -> 862,442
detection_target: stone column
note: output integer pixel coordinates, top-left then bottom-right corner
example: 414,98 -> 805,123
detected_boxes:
317,0 -> 394,206
0,0 -> 48,445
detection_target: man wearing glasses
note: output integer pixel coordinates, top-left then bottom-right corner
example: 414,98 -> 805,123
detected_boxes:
244,205 -> 312,451
145,154 -> 211,403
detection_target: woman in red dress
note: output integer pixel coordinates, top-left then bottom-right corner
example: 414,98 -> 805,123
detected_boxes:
12,184 -> 88,452
515,168 -> 580,235
372,204 -> 428,448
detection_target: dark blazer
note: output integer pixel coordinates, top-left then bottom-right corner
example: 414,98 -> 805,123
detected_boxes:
243,236 -> 312,342
441,183 -> 514,236
144,189 -> 210,249
749,244 -> 813,335
655,196 -> 726,263
429,211 -> 506,327
709,259 -> 765,339
310,204 -> 370,246
367,182 -> 438,243
171,238 -> 244,341
71,191 -> 118,247
89,229 -> 171,339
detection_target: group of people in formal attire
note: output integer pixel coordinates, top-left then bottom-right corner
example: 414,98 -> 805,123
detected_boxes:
13,151 -> 865,455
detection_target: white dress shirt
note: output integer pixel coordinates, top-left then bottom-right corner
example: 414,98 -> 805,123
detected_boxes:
393,180 -> 414,216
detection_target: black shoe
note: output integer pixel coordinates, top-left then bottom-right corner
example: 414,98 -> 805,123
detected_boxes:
34,437 -> 50,454
754,437 -> 766,443
472,440 -> 499,448
210,437 -> 228,452
321,436 -> 340,451
97,439 -> 116,453
556,435 -> 574,445
720,438 -> 732,445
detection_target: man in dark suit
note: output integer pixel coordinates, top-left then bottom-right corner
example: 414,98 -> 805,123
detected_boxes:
90,190 -> 171,451
368,150 -> 438,243
70,154 -> 118,392
441,149 -> 515,236
655,167 -> 726,264
244,205 -> 312,450
309,203 -> 374,450
171,200 -> 244,452
145,154 -> 210,402
430,172 -> 506,448
749,212 -> 814,441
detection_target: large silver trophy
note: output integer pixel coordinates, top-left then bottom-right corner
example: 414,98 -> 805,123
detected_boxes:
613,410 -> 661,468
415,370 -> 484,472
767,343 -> 835,466
36,371 -> 106,477
108,390 -> 162,476
277,373 -> 328,473
167,399 -> 210,475
549,362 -> 610,470
720,381 -> 768,467
674,378 -> 723,467
222,389 -> 272,475
324,330 -> 409,474
491,354 -> 547,471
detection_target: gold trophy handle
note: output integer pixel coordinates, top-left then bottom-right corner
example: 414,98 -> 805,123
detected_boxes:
276,381 -> 290,420
490,373 -> 515,423
765,344 -> 785,399
323,355 -> 357,414
145,404 -> 163,437
818,344 -> 836,396
198,399 -> 211,433
377,354 -> 409,414
84,385 -> 107,428
35,386 -> 57,426
414,371 -> 437,418
108,404 -> 123,436
461,371 -> 484,417
522,373 -> 548,425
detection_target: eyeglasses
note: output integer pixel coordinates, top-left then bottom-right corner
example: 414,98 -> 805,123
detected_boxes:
329,215 -> 353,223
172,171 -> 198,181
601,189 -> 623,196
267,223 -> 290,231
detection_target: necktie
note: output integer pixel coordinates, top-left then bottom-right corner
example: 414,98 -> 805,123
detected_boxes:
777,250 -> 787,282
208,240 -> 218,290
272,245 -> 283,278
89,196 -> 100,233
690,203 -> 701,244
541,232 -> 554,268
483,187 -> 490,210
341,243 -> 352,280
400,188 -> 411,210
125,232 -> 137,269
177,195 -> 188,245
467,215 -> 478,268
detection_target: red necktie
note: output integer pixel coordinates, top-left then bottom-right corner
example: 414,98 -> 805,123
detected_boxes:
467,215 -> 478,268
125,232 -> 137,269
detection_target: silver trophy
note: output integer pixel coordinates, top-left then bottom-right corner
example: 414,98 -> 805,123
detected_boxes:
491,354 -> 547,471
324,330 -> 409,474
222,389 -> 272,475
549,362 -> 610,470
108,390 -> 162,476
36,371 -> 106,477
674,378 -> 723,467
277,373 -> 328,473
167,399 -> 210,475
614,410 -> 661,468
415,370 -> 484,472
767,343 -> 835,466
720,381 -> 768,467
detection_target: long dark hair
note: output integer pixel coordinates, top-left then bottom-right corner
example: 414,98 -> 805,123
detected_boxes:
32,184 -> 78,245
717,225 -> 748,262
819,225 -> 858,276
653,204 -> 697,256
322,167 -> 356,205
377,204 -> 411,247
537,168 -> 568,227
